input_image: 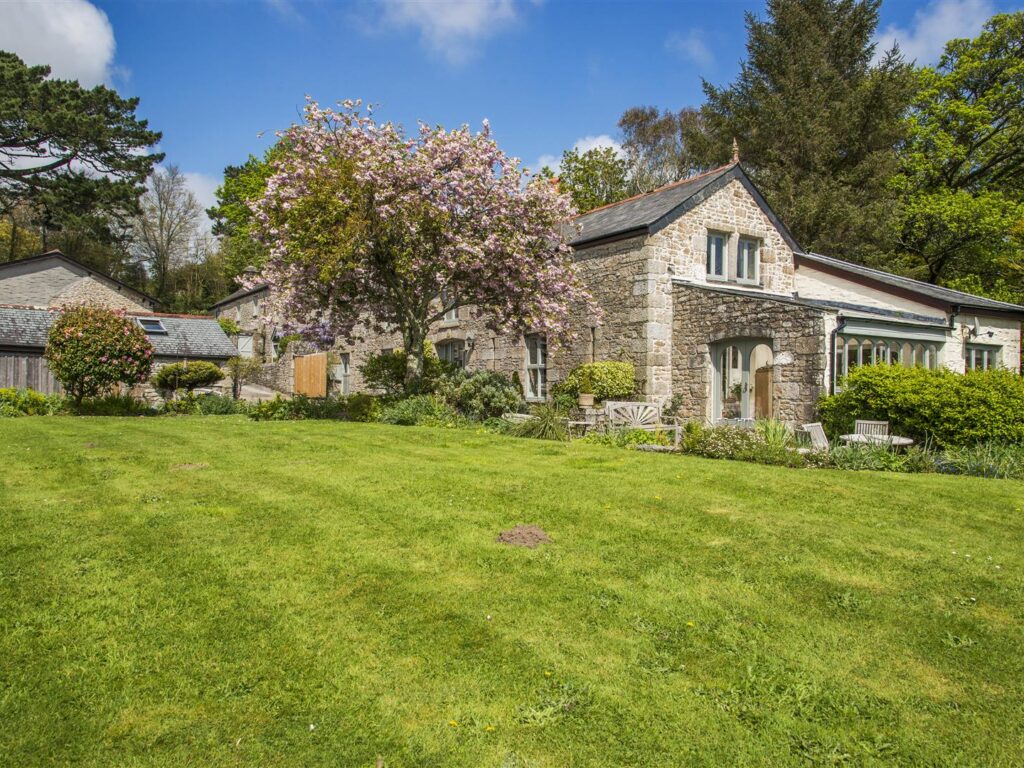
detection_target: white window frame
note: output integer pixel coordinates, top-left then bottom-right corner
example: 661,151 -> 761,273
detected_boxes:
525,334 -> 547,401
736,237 -> 760,285
706,232 -> 727,280
835,334 -> 941,381
965,344 -> 999,371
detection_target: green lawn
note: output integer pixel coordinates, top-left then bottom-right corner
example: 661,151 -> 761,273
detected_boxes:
1,418 -> 1022,767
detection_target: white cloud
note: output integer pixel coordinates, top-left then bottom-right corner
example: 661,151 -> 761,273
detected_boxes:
182,172 -> 221,235
533,134 -> 624,174
265,0 -> 303,22
665,29 -> 713,69
378,0 -> 521,64
875,0 -> 994,65
0,0 -> 116,86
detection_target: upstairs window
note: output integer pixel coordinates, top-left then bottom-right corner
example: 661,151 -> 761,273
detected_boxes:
737,238 -> 759,284
444,306 -> 459,322
966,344 -> 999,371
136,318 -> 167,334
706,233 -> 727,279
525,334 -> 547,400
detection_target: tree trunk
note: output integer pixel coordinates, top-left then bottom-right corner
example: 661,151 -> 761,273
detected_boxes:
403,325 -> 427,393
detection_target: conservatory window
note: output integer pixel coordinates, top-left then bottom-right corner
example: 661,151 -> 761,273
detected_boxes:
835,334 -> 940,380
965,344 -> 999,371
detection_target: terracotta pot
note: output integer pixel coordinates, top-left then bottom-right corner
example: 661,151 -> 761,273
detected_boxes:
578,393 -> 595,407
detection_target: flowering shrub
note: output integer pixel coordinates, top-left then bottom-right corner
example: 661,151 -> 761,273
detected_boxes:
45,305 -> 154,404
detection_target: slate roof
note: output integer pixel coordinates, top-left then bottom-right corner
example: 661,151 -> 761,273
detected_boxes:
210,283 -> 268,310
0,249 -> 160,308
570,163 -> 800,251
796,251 -> 1024,316
0,306 -> 237,359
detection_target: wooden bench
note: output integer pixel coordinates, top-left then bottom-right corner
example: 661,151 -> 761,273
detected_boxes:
603,401 -> 681,446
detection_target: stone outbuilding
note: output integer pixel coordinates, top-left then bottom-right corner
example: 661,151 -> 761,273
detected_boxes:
0,250 -> 236,393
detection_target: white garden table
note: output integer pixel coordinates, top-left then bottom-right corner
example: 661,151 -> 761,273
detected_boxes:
839,433 -> 914,447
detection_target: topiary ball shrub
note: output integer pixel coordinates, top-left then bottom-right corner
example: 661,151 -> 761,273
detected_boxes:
45,305 -> 154,405
556,362 -> 636,402
152,361 -> 224,397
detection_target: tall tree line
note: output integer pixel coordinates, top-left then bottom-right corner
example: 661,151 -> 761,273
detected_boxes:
613,1 -> 1024,299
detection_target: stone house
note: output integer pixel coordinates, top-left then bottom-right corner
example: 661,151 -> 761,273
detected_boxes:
212,162 -> 1024,423
0,250 -> 236,393
209,280 -> 274,361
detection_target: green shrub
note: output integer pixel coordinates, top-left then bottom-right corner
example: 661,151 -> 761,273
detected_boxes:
194,393 -> 248,415
818,365 -> 1024,447
152,361 -> 224,396
225,356 -> 262,399
440,369 -> 522,420
556,362 -> 636,401
755,419 -> 794,450
360,343 -> 452,396
0,388 -> 65,416
45,305 -> 154,404
510,404 -> 568,441
73,393 -> 155,417
938,442 -> 1024,479
217,316 -> 241,336
380,395 -> 462,427
276,333 -> 302,357
248,394 -> 381,422
343,393 -> 383,422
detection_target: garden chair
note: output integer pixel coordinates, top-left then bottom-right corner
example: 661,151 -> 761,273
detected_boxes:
854,420 -> 889,437
603,401 -> 681,446
799,423 -> 830,453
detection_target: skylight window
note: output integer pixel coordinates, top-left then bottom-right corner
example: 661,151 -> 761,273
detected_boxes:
137,318 -> 167,334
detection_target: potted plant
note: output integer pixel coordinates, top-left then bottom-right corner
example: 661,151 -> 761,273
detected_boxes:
577,370 -> 595,408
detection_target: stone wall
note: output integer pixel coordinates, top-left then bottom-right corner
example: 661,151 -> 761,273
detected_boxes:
212,288 -> 274,361
672,282 -> 831,425
0,258 -> 153,312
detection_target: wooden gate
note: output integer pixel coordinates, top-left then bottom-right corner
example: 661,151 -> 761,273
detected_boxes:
294,352 -> 328,397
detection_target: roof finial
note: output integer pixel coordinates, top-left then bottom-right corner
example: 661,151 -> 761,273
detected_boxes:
731,137 -> 740,164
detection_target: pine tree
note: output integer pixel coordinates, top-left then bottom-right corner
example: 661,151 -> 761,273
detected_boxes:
685,0 -> 915,262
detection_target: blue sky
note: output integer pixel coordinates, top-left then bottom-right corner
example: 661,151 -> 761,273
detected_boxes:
1,0 -> 1021,218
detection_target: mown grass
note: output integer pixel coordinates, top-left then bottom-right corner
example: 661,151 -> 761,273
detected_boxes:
1,417 -> 1022,767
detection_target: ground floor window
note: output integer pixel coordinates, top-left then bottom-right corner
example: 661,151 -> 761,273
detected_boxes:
436,339 -> 466,368
711,339 -> 773,422
525,334 -> 547,400
835,335 -> 939,379
966,344 -> 999,371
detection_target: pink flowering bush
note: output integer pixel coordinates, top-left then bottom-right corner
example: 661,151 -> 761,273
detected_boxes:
252,98 -> 598,389
45,305 -> 154,404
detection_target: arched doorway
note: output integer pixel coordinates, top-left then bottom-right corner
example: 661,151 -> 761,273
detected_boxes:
711,339 -> 774,423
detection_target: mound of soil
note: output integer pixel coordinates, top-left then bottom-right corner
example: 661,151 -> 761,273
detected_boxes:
496,524 -> 551,549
